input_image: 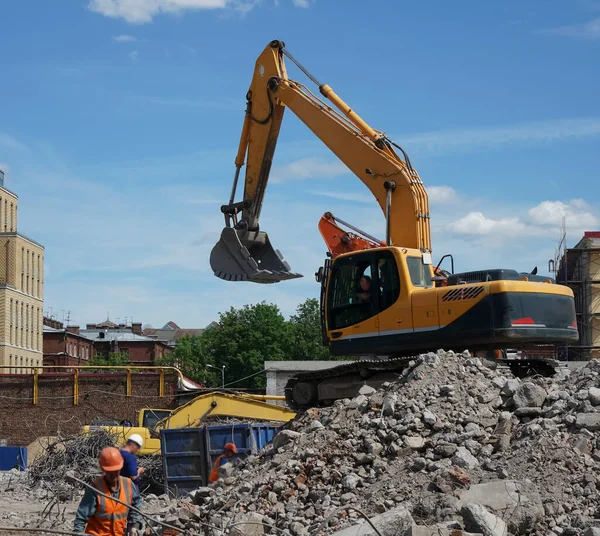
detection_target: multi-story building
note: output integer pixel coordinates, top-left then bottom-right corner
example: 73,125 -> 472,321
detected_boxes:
557,231 -> 600,360
43,318 -> 172,369
0,169 -> 44,374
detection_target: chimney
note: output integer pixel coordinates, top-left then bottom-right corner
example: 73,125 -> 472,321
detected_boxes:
44,317 -> 64,330
0,169 -> 4,188
132,322 -> 142,335
66,325 -> 80,335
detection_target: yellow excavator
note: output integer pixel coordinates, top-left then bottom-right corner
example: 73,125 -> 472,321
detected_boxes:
81,391 -> 295,455
210,40 -> 578,410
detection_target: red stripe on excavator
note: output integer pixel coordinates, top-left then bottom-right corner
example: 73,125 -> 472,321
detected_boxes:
511,317 -> 535,325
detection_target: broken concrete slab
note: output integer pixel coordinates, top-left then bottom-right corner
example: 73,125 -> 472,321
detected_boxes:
404,525 -> 482,536
461,503 -> 506,536
458,480 -> 543,535
328,505 -> 414,536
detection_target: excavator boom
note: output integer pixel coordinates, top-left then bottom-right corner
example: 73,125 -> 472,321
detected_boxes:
210,40 -> 431,283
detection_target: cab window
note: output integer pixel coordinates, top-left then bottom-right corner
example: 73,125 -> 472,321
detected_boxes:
406,256 -> 433,287
327,251 -> 401,331
142,409 -> 172,430
328,254 -> 375,330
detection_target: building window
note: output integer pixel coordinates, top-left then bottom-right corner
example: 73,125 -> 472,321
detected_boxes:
10,203 -> 13,231
21,248 -> 24,272
2,199 -> 5,231
19,356 -> 23,374
8,355 -> 12,374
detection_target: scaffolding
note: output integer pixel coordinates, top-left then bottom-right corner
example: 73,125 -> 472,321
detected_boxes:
555,227 -> 600,361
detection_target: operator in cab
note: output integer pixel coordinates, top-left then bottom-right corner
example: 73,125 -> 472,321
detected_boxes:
119,434 -> 145,490
357,275 -> 372,303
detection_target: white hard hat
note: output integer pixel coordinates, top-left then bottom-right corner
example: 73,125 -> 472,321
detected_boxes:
127,434 -> 143,448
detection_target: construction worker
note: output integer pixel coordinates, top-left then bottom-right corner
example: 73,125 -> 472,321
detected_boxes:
74,446 -> 143,536
208,442 -> 238,482
119,434 -> 145,490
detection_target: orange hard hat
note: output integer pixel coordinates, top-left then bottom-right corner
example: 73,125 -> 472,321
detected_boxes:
224,442 -> 237,454
99,446 -> 124,471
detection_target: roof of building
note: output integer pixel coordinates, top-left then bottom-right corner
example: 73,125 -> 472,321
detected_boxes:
574,231 -> 600,249
143,322 -> 206,341
79,329 -> 166,343
263,360 -> 353,372
43,325 -> 170,345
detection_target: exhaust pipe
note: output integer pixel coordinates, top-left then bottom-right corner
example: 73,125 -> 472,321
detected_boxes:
210,227 -> 303,284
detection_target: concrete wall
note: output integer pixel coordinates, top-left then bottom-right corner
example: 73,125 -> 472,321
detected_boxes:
0,373 -> 179,446
264,360 -> 352,404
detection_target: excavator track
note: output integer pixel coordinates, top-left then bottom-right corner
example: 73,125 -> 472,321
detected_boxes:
284,355 -> 419,411
284,353 -> 567,411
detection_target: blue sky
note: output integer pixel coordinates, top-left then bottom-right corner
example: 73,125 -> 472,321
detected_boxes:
0,0 -> 598,328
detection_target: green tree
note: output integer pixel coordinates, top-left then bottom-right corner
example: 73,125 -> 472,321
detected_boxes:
201,302 -> 292,390
287,298 -> 332,361
89,351 -> 130,372
155,335 -> 217,386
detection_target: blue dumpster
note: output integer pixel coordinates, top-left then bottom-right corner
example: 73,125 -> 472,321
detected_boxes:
0,447 -> 27,471
160,422 -> 282,496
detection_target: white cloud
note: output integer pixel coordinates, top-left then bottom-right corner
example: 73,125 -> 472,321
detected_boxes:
88,0 -> 265,23
449,198 -> 598,240
449,212 -> 529,236
129,50 -> 140,62
538,17 -> 600,40
112,34 -> 138,42
401,117 -> 600,157
528,199 -> 597,228
270,158 -> 348,184
293,0 -> 310,7
429,185 -> 458,204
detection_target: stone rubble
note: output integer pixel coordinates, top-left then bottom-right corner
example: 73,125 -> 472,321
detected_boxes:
172,351 -> 600,536
4,351 -> 600,536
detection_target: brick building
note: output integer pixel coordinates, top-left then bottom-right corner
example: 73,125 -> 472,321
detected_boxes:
0,169 -> 45,374
43,318 -> 172,369
143,320 -> 208,347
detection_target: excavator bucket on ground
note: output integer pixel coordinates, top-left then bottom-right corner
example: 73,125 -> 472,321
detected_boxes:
210,227 -> 303,283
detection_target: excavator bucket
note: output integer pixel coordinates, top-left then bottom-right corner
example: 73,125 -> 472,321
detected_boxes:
210,227 -> 303,284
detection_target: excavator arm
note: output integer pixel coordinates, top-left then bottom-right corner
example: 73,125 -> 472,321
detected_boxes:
210,40 -> 432,284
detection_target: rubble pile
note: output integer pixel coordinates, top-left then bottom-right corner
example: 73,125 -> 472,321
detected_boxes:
177,351 -> 600,536
28,429 -> 117,491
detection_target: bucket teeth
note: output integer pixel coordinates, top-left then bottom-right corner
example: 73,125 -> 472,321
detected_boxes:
210,228 -> 303,284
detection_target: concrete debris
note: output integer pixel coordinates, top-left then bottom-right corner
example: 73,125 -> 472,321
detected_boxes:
6,352 -> 600,536
461,503 -> 507,536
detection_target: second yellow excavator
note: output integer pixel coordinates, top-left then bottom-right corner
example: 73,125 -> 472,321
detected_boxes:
210,40 -> 578,410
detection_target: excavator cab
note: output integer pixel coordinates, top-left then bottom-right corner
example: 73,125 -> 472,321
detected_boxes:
210,227 -> 302,284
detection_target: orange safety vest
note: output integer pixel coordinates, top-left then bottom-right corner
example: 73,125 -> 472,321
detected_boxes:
85,476 -> 133,536
209,454 -> 227,483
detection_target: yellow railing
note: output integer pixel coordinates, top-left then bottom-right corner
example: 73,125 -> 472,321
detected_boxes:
0,365 -> 184,405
